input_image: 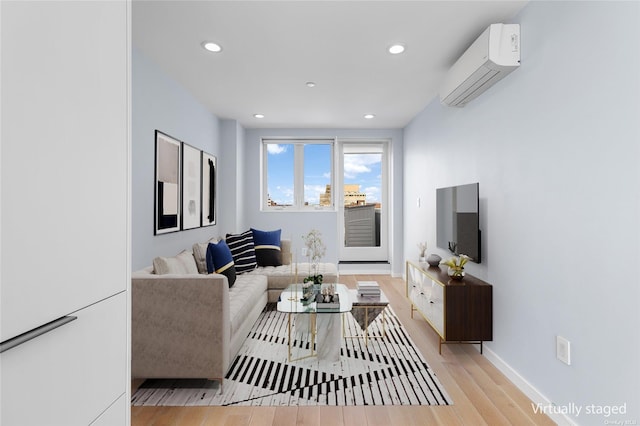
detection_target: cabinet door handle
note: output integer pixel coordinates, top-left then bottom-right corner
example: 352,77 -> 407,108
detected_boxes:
0,316 -> 77,354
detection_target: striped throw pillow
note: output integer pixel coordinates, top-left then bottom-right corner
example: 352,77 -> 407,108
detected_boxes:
225,230 -> 258,274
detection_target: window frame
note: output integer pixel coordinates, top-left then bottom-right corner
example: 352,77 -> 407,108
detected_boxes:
261,138 -> 336,212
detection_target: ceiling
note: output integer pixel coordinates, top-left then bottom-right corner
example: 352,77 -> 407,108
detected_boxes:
133,1 -> 528,129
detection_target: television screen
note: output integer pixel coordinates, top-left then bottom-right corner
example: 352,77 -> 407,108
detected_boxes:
436,182 -> 480,263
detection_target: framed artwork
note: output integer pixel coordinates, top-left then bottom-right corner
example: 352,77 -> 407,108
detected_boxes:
201,152 -> 216,227
154,131 -> 181,235
181,143 -> 202,230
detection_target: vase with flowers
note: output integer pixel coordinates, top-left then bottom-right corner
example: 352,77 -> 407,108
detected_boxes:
302,229 -> 326,285
441,254 -> 470,281
417,242 -> 427,262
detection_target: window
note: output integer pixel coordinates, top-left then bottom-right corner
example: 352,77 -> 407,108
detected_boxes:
263,139 -> 334,210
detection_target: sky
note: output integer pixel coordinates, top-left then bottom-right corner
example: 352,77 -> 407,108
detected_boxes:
266,143 -> 382,206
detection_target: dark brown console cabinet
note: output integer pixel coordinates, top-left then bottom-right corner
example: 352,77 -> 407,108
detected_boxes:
406,261 -> 492,354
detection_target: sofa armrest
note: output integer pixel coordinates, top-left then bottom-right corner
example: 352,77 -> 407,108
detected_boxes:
131,272 -> 230,380
281,238 -> 292,265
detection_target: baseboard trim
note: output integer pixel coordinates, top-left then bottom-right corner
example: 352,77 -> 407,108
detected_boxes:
338,269 -> 391,275
482,346 -> 576,426
338,262 -> 391,276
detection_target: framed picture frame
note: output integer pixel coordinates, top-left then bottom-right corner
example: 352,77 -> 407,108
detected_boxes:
181,143 -> 202,230
154,131 -> 181,235
201,151 -> 216,227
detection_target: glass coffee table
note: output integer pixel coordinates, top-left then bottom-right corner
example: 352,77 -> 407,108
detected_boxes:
277,283 -> 352,362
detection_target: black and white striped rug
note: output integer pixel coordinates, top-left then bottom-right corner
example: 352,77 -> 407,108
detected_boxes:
131,305 -> 452,407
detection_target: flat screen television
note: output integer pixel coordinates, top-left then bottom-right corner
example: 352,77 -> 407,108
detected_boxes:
436,182 -> 481,263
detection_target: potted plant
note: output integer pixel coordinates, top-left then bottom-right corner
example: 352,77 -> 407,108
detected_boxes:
441,254 -> 470,280
302,229 -> 326,285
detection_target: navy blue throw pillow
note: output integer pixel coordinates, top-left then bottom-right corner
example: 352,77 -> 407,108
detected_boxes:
250,228 -> 282,267
206,240 -> 237,287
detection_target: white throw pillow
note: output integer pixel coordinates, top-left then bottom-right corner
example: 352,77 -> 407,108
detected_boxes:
153,256 -> 184,275
153,251 -> 198,275
193,238 -> 219,274
177,250 -> 199,274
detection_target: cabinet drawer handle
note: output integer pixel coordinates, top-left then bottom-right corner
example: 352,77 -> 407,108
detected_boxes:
0,316 -> 77,354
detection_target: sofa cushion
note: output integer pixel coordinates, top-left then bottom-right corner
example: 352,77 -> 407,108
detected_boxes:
249,262 -> 338,291
206,240 -> 237,287
225,230 -> 258,274
247,264 -> 296,291
193,237 -> 219,274
228,274 -> 268,336
251,228 -> 282,266
153,251 -> 199,275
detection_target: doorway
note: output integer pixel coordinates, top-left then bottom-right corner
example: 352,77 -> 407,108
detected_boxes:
337,141 -> 389,262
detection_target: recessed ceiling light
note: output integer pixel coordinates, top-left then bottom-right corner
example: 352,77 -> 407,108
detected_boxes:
388,44 -> 405,55
306,82 -> 316,88
202,41 -> 222,53
253,114 -> 265,119
364,114 -> 376,119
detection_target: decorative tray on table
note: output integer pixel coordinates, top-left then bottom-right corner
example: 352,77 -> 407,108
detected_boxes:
315,293 -> 340,311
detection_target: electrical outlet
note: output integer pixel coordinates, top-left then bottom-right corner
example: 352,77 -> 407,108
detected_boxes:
301,247 -> 308,257
556,336 -> 571,365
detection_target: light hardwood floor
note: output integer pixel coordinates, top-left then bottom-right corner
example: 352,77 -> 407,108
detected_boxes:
131,274 -> 554,425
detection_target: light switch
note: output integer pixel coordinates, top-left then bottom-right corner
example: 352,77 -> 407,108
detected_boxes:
556,336 -> 571,365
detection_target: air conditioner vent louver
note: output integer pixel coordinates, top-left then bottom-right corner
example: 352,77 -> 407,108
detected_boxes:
440,24 -> 520,107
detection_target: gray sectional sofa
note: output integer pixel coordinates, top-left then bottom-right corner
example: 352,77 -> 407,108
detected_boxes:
131,238 -> 338,386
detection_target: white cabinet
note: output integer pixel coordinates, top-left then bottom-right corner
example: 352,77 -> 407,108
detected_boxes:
1,293 -> 127,426
0,0 -> 129,340
91,395 -> 128,426
406,265 -> 445,336
1,1 -> 130,425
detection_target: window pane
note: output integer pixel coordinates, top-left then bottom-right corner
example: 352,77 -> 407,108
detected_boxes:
304,144 -> 332,207
266,143 -> 294,206
343,152 -> 382,247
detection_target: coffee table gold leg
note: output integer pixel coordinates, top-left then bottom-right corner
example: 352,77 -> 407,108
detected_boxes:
288,313 -> 292,362
311,313 -> 316,356
382,308 -> 386,338
364,307 -> 369,347
286,313 -> 323,362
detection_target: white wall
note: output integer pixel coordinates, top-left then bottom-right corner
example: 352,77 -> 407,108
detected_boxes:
219,120 -> 245,234
132,49 -> 225,270
403,2 -> 639,424
242,128 -> 404,275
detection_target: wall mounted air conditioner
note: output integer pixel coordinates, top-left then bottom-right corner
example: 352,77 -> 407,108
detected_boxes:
440,23 -> 520,107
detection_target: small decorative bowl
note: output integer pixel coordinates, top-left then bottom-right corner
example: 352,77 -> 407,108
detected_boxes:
426,254 -> 442,267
